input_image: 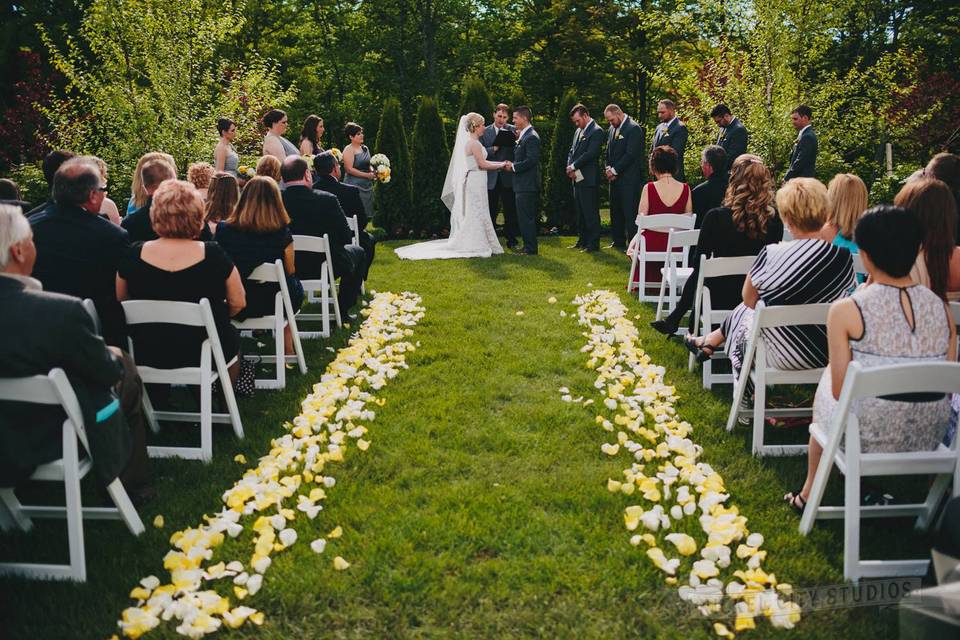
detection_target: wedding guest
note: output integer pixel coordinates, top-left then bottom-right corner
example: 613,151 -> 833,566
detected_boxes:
342,122 -> 376,223
281,156 -> 365,315
895,177 -> 960,300
629,146 -> 692,292
566,103 -> 604,252
117,180 -> 244,383
216,176 -> 302,355
313,151 -> 376,278
187,162 -> 215,201
0,204 -> 150,498
651,99 -> 688,182
0,178 -> 31,215
692,145 -> 729,224
783,105 -> 818,182
924,153 -> 960,242
603,104 -> 643,251
92,158 -> 121,225
299,114 -> 325,156
30,157 -> 130,347
25,149 -> 76,218
783,206 -> 954,512
126,152 -> 177,215
651,154 -> 782,336
684,178 -> 855,386
261,109 -> 298,160
255,155 -> 282,183
214,118 -> 239,176
204,172 -> 239,237
121,158 -> 176,242
710,104 -> 748,168
481,103 -> 518,249
818,173 -> 867,255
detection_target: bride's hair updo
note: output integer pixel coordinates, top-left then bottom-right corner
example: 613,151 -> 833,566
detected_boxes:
465,113 -> 485,133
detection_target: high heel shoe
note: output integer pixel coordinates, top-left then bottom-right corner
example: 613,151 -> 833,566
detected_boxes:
649,319 -> 679,337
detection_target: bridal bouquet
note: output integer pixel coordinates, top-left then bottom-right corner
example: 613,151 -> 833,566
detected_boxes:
237,165 -> 256,179
370,153 -> 391,183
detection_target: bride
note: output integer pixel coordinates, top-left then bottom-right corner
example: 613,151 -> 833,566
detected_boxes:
395,113 -> 509,260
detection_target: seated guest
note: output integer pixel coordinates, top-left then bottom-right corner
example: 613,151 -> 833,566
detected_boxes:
93,157 -> 122,225
216,176 -> 302,355
895,177 -> 960,300
280,156 -> 365,315
684,178 -> 855,385
204,172 -> 240,237
30,157 -> 130,346
121,158 -> 176,242
117,180 -> 244,382
255,155 -> 282,183
651,154 -> 783,336
0,178 -> 31,215
783,206 -> 954,512
313,151 -> 377,280
819,173 -> 867,253
187,162 -> 215,201
925,153 -> 960,242
691,145 -> 729,226
126,152 -> 177,215
0,204 -> 149,496
26,149 -> 76,218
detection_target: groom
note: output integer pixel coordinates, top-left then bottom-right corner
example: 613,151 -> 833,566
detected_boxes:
505,105 -> 540,255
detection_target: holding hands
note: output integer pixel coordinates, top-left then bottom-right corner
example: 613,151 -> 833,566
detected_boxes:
605,166 -> 617,181
502,161 -> 513,172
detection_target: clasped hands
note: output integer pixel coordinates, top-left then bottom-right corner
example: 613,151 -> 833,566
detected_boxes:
501,161 -> 514,172
605,166 -> 617,181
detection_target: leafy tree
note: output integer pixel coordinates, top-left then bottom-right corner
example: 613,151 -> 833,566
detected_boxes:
411,96 -> 450,234
544,89 -> 578,233
459,77 -> 494,120
373,97 -> 413,233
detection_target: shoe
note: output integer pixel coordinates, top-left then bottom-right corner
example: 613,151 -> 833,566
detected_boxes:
547,227 -> 560,236
783,489 -> 807,515
567,243 -> 583,249
683,335 -> 715,363
506,241 -> 518,250
606,242 -> 626,250
580,246 -> 598,253
649,319 -> 679,336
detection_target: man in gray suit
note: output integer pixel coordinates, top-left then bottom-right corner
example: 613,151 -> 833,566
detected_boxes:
480,103 -> 518,249
505,106 -> 540,255
603,104 -> 643,251
710,103 -> 748,168
783,104 -> 818,182
651,99 -> 689,182
566,103 -> 604,252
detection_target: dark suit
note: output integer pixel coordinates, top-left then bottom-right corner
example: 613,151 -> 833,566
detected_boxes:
567,119 -> 604,250
120,199 -> 158,243
784,126 -> 818,182
313,174 -> 377,280
717,117 -> 748,168
26,197 -> 53,219
0,275 -> 147,488
691,172 -> 729,227
652,117 -> 689,182
606,116 -> 644,247
512,127 -> 541,254
281,185 -> 365,314
30,202 -> 130,346
481,123 -> 518,245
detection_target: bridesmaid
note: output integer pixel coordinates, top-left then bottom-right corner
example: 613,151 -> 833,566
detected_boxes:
262,109 -> 299,160
299,114 -> 325,156
342,122 -> 376,222
214,118 -> 239,176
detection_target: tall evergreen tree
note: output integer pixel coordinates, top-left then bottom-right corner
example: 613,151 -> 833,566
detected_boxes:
459,77 -> 494,120
411,95 -> 450,235
545,89 -> 578,233
373,97 -> 413,233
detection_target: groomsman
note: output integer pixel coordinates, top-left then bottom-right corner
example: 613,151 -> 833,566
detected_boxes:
784,104 -> 818,182
603,104 -> 643,251
710,104 -> 748,168
481,103 -> 518,249
505,106 -> 540,255
566,103 -> 604,252
651,99 -> 688,182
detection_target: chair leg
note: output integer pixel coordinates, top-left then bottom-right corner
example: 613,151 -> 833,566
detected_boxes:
105,478 -> 145,535
221,374 -> 244,439
274,323 -> 285,390
915,473 -> 951,532
844,464 -> 862,582
141,385 -> 160,434
0,488 -> 32,532
726,369 -> 748,433
200,374 -> 213,463
62,425 -> 86,582
321,278 -> 331,338
752,375 -> 766,455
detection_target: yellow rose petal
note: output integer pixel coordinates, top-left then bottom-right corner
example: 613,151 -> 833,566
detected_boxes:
328,525 -> 343,539
152,515 -> 164,529
234,454 -> 247,464
333,556 -> 351,571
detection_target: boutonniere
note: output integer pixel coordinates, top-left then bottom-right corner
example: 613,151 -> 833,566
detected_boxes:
515,136 -> 522,147
614,132 -> 623,141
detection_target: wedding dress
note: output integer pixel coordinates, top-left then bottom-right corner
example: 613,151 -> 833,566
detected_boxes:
395,115 -> 504,260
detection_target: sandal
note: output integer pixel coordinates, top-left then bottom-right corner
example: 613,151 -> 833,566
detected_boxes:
783,489 -> 807,514
683,335 -> 716,363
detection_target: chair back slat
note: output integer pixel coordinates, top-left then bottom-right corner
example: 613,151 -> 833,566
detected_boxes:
700,255 -> 757,279
293,234 -> 331,254
247,260 -> 282,283
667,229 -> 699,248
754,302 -> 831,329
846,361 -> 960,401
0,375 -> 61,404
638,213 -> 695,233
121,300 -> 206,327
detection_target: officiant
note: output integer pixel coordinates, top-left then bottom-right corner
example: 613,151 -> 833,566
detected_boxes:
481,104 -> 519,249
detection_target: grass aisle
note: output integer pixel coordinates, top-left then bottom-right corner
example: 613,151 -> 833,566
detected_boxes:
2,237 -> 905,638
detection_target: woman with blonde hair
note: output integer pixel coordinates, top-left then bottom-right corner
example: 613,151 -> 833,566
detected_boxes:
127,152 -> 177,214
895,177 -> 960,300
255,155 -> 282,183
819,173 -> 868,252
215,176 -> 302,354
651,154 -> 784,335
203,172 -> 240,237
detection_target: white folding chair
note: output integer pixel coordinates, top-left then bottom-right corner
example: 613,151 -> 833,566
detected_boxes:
123,298 -> 244,462
799,361 -> 960,582
688,255 -> 757,389
345,216 -> 366,295
627,213 -> 695,301
233,260 -> 307,389
81,298 -> 100,336
725,301 -> 832,456
0,369 -> 145,581
294,234 -> 342,339
654,228 -> 699,324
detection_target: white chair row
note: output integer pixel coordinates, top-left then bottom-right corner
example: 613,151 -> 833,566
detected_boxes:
295,234 -> 343,339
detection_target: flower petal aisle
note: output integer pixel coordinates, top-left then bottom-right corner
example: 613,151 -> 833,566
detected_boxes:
570,290 -> 801,637
117,291 -> 424,639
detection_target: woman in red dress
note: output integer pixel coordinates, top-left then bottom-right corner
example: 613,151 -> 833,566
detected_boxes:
628,145 -> 693,291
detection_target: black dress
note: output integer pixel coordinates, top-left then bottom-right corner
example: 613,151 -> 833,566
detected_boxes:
118,242 -> 240,368
215,222 -> 303,319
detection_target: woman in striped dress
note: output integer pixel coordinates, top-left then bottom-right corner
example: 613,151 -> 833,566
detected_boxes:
685,178 -> 856,381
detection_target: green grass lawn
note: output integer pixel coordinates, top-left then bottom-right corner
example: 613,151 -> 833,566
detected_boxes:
0,236 -> 928,638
